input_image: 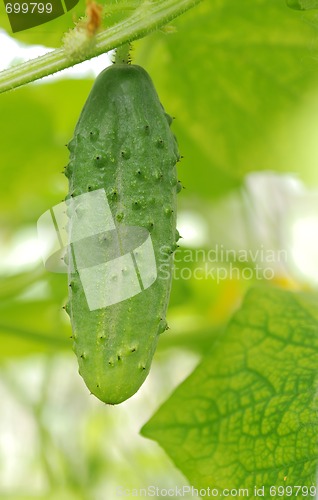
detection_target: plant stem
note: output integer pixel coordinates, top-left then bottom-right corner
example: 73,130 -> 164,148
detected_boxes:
0,0 -> 202,94
115,43 -> 132,64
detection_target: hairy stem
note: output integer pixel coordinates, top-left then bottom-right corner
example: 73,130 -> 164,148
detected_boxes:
115,43 -> 132,64
0,0 -> 202,94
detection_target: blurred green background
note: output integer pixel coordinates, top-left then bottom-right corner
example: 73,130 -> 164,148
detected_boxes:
1,0 -> 318,497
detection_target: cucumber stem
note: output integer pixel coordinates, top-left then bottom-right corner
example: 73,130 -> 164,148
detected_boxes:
115,43 -> 132,64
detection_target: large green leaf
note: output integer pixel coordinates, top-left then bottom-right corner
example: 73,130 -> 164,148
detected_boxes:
141,287 -> 318,493
135,0 -> 318,198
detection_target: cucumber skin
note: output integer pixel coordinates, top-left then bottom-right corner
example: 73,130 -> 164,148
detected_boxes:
65,64 -> 180,405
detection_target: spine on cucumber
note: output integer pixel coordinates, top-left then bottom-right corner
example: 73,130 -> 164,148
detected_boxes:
64,63 -> 180,405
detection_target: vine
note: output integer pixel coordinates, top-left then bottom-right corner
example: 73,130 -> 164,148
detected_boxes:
0,0 -> 202,94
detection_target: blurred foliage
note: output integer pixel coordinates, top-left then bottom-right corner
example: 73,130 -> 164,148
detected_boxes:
135,0 -> 318,197
0,79 -> 92,230
0,352 -> 199,498
287,0 -> 318,10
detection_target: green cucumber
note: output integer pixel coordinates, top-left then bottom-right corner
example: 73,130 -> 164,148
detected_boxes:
65,63 -> 180,405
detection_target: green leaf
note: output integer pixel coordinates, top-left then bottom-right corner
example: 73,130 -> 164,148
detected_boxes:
135,0 -> 318,198
287,0 -> 318,10
141,287 -> 318,491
